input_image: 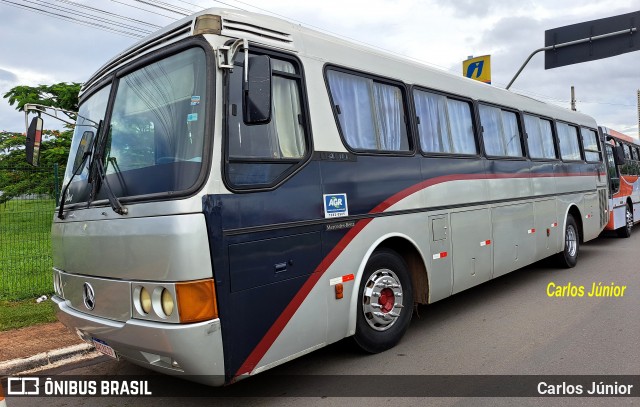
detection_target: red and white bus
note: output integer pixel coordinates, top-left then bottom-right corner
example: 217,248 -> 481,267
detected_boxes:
601,126 -> 640,237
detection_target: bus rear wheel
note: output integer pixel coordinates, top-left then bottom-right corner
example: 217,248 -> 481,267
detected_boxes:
616,204 -> 633,238
557,214 -> 579,268
354,248 -> 413,353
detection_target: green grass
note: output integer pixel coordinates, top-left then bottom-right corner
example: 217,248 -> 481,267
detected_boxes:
0,299 -> 57,331
0,198 -> 56,300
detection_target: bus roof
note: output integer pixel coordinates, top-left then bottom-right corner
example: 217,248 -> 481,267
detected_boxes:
84,8 -> 597,128
601,126 -> 640,145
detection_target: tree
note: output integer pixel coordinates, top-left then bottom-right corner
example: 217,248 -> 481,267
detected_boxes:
0,82 -> 80,204
3,82 -> 81,118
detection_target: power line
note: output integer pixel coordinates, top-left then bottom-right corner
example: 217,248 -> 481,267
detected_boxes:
132,0 -> 191,16
3,0 -> 633,111
110,0 -> 178,21
54,0 -> 162,29
23,0 -> 153,35
170,0 -> 205,12
0,0 -> 145,38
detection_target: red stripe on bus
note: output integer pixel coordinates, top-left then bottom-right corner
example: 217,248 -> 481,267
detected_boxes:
233,170 -> 599,378
369,172 -> 593,213
235,217 -> 373,376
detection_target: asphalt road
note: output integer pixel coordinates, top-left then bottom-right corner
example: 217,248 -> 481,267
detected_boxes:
6,231 -> 639,406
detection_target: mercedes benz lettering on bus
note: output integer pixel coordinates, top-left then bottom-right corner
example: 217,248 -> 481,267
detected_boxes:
26,9 -> 608,385
600,126 -> 640,237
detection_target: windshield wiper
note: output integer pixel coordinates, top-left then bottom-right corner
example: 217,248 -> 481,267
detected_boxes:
87,124 -> 128,216
94,156 -> 128,215
107,156 -> 128,196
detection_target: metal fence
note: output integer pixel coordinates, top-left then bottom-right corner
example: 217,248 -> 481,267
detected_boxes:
0,165 -> 59,300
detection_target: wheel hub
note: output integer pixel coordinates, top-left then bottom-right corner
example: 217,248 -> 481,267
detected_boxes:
362,269 -> 404,331
566,224 -> 577,257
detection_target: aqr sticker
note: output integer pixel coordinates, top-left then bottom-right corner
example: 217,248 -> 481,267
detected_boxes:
323,193 -> 348,218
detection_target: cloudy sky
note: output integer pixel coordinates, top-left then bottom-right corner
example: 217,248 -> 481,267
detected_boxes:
0,0 -> 638,137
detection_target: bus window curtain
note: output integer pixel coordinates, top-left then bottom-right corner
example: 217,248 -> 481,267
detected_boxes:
447,99 -> 476,154
271,75 -> 305,158
524,114 -> 542,158
372,82 -> 404,151
327,70 -> 377,150
557,123 -> 581,160
501,111 -> 522,157
539,119 -> 555,159
479,105 -> 503,156
415,91 -> 449,153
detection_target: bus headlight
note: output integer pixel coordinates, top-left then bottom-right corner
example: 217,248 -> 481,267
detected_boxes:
131,279 -> 218,323
53,270 -> 64,298
140,287 -> 152,314
133,286 -> 153,315
53,271 -> 59,295
161,288 -> 174,317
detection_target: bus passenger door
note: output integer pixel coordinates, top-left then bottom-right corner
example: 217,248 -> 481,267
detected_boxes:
450,209 -> 493,294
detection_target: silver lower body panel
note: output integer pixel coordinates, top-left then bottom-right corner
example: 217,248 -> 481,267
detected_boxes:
53,295 -> 226,386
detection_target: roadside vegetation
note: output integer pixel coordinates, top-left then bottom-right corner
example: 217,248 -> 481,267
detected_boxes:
0,298 -> 57,331
0,82 -> 77,310
0,198 -> 56,301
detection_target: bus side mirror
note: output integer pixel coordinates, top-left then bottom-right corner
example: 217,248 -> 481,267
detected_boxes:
612,145 -> 625,166
72,130 -> 95,173
243,55 -> 272,125
26,116 -> 43,167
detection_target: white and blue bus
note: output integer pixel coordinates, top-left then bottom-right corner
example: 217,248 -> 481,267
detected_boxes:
27,9 -> 608,385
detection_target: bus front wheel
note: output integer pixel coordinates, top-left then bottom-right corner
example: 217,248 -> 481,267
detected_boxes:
557,214 -> 579,268
354,248 -> 413,353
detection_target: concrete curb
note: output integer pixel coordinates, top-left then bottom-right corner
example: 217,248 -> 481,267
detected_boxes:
0,343 -> 94,376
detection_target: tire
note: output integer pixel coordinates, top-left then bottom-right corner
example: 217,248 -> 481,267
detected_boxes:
616,204 -> 633,238
557,214 -> 579,268
354,248 -> 413,353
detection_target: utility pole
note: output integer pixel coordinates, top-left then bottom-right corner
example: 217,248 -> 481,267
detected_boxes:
637,89 -> 639,139
571,86 -> 576,111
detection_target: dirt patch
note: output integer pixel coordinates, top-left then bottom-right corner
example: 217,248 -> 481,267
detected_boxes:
0,322 -> 83,362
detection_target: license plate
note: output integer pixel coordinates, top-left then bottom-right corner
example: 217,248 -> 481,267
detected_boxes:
92,338 -> 118,359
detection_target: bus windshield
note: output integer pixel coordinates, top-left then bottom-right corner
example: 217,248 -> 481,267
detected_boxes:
62,47 -> 208,205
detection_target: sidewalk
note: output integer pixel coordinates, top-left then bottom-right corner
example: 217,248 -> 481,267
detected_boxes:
0,322 -> 95,375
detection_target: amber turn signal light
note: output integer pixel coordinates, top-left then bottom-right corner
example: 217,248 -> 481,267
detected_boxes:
175,279 -> 218,323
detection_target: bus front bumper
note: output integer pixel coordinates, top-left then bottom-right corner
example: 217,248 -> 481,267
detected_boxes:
52,295 -> 226,386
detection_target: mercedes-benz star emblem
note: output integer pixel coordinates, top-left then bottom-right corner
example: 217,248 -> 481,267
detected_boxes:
82,282 -> 95,310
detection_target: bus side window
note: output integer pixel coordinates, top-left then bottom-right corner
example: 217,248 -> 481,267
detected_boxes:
606,144 -> 620,192
478,104 -> 523,157
523,114 -> 556,159
580,128 -> 601,163
413,89 -> 476,155
226,53 -> 309,188
632,147 -> 640,175
556,122 -> 582,161
326,69 -> 410,153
